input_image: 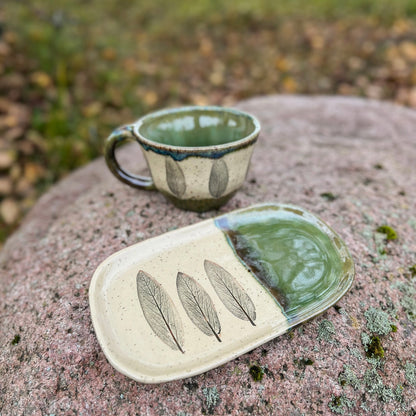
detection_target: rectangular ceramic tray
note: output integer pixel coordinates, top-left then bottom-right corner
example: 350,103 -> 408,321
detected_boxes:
89,203 -> 354,383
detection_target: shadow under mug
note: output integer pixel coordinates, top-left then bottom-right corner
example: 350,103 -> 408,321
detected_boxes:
104,106 -> 261,212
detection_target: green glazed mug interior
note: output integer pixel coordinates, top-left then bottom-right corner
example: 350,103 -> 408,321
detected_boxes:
134,106 -> 260,150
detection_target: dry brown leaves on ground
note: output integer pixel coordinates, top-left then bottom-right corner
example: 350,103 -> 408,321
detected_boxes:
1,13 -> 416,246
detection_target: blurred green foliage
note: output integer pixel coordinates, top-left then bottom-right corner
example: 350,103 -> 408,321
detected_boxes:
1,0 -> 416,243
6,0 -> 416,179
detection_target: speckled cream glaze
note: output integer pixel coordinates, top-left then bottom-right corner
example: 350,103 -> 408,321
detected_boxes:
141,145 -> 254,200
90,219 -> 287,383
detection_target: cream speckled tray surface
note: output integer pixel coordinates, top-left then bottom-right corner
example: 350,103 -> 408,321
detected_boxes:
89,203 -> 354,383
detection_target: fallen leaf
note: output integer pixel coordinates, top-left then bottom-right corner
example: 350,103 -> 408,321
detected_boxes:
82,102 -> 102,118
0,42 -> 11,57
9,165 -> 21,181
348,56 -> 364,71
30,71 -> 52,88
3,126 -> 24,142
3,31 -> 17,45
209,71 -> 224,86
199,37 -> 214,57
16,178 -> 31,196
392,18 -> 412,35
400,41 -> 416,61
190,93 -> 209,106
282,76 -> 298,93
0,177 -> 13,195
24,162 -> 45,184
275,57 -> 289,72
122,57 -> 138,74
392,57 -> 408,72
101,48 -> 117,61
0,73 -> 25,89
311,34 -> 325,50
365,84 -> 384,100
143,91 -> 158,107
0,198 -> 20,225
408,87 -> 416,107
0,150 -> 16,170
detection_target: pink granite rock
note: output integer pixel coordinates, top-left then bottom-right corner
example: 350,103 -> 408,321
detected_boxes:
1,96 -> 416,415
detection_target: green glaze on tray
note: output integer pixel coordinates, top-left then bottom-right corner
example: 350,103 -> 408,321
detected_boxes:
215,204 -> 354,322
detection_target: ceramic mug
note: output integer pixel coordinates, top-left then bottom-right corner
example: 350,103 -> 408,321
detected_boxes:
104,106 -> 260,211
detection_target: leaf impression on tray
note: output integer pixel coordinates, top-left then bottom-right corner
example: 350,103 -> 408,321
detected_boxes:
176,272 -> 222,342
136,270 -> 185,353
204,260 -> 256,326
209,159 -> 229,198
165,158 -> 186,197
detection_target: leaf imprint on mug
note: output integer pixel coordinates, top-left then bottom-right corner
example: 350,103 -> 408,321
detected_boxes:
166,158 -> 186,197
177,272 -> 222,342
137,270 -> 185,353
204,260 -> 256,326
209,159 -> 229,198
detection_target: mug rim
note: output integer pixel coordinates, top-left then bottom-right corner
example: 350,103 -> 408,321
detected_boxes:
132,105 -> 260,154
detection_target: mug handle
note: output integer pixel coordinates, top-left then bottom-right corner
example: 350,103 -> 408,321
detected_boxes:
104,125 -> 155,190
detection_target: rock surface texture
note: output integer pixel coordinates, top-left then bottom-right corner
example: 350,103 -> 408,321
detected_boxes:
1,95 -> 416,415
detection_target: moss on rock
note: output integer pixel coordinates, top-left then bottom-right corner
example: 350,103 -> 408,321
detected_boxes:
11,334 -> 21,345
376,225 -> 398,241
366,336 -> 385,359
249,365 -> 264,382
